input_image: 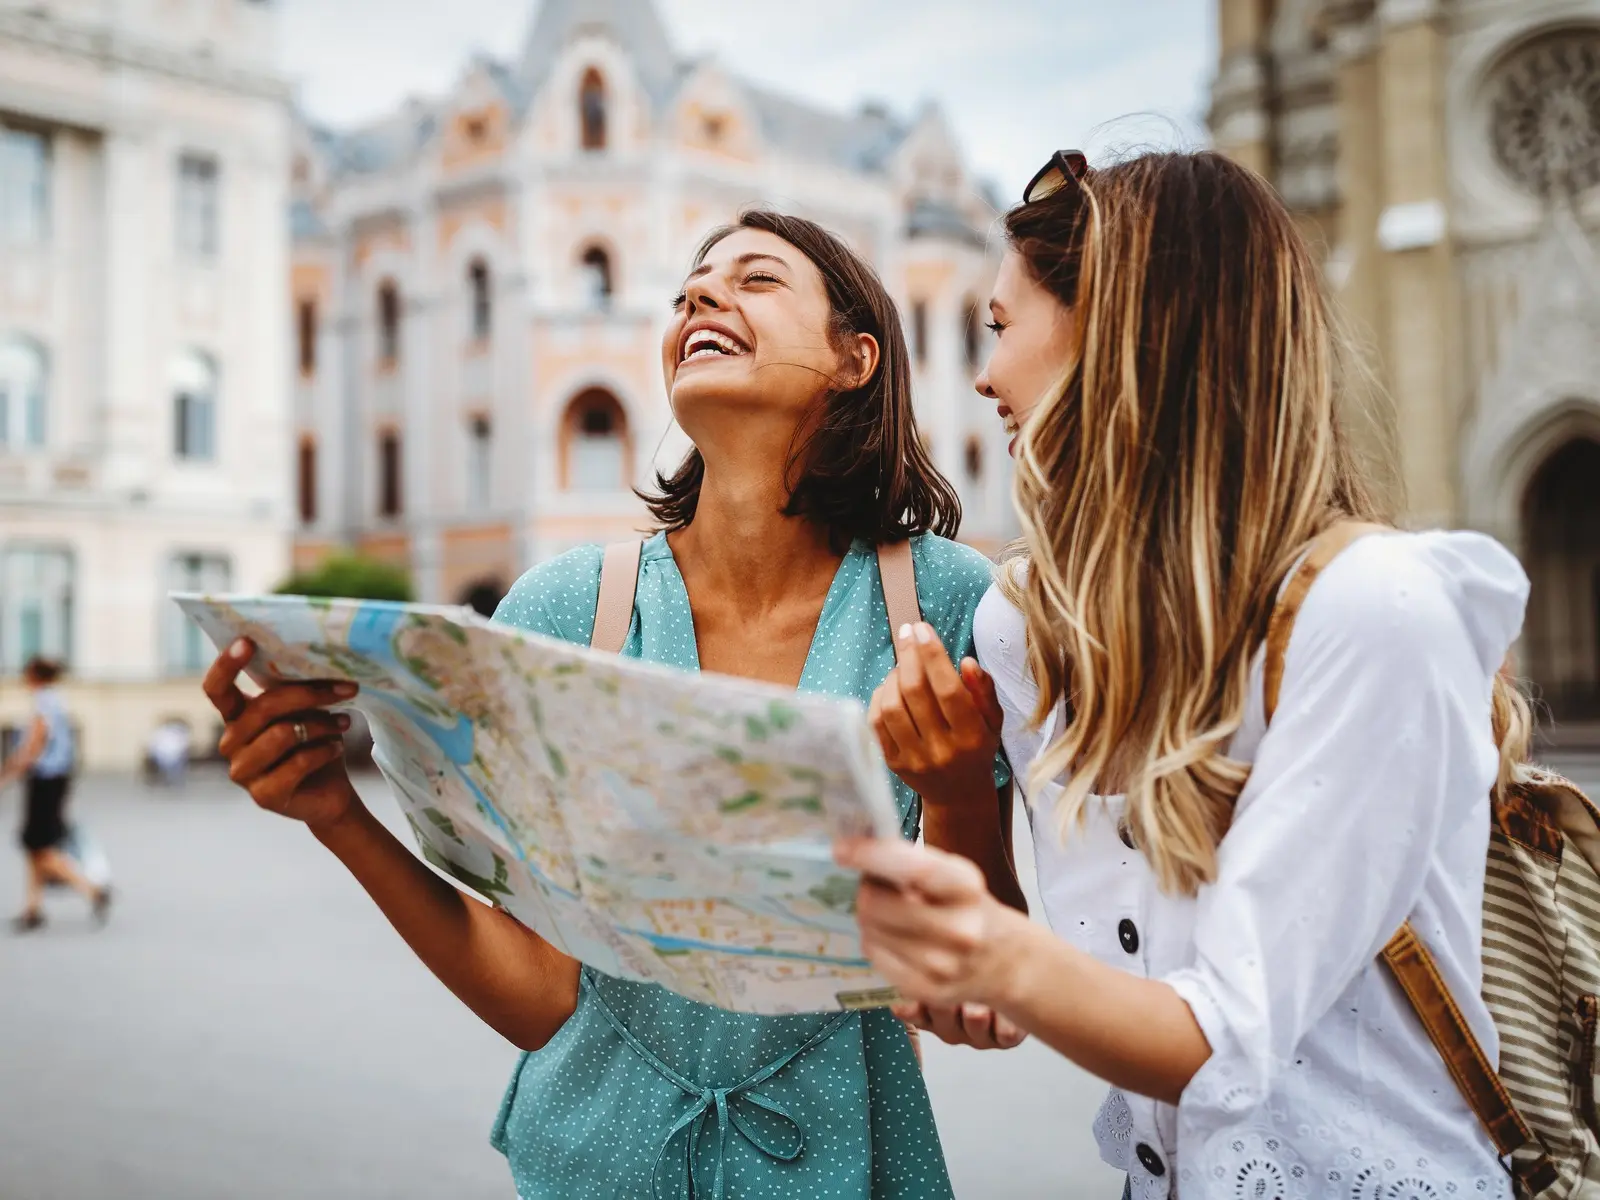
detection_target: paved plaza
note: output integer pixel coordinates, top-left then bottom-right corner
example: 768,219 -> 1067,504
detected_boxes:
0,770 -> 1121,1200
6,758 -> 1598,1200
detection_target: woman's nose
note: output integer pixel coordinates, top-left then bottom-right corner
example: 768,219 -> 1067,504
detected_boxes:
974,367 -> 997,399
683,277 -> 723,312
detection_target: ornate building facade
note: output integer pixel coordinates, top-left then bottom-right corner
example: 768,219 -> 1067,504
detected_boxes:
0,0 -> 293,768
288,0 -> 1012,614
1210,0 -> 1600,730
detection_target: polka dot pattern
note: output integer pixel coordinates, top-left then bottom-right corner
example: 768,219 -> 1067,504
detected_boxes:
488,532 -> 1002,1198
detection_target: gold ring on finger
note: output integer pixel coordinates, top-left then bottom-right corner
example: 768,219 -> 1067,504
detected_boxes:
292,721 -> 308,745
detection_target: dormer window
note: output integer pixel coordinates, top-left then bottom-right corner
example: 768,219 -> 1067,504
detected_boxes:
702,114 -> 726,144
579,68 -> 608,152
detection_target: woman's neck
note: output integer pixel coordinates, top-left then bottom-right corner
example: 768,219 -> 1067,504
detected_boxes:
669,456 -> 841,611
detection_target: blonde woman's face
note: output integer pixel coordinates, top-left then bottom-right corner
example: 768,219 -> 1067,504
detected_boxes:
975,250 -> 1074,457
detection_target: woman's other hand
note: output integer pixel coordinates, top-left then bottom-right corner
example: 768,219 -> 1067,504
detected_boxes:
836,835 -> 1028,1010
870,622 -> 1002,802
204,638 -> 361,834
895,1000 -> 1028,1051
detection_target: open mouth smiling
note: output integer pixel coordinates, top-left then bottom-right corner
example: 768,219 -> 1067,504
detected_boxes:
678,322 -> 751,365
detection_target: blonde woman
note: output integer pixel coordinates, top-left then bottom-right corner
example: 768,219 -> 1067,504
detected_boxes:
839,150 -> 1532,1195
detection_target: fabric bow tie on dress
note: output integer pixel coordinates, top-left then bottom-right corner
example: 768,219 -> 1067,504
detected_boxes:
582,972 -> 854,1200
652,1082 -> 806,1200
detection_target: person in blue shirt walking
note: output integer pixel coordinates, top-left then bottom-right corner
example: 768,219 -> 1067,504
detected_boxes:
5,657 -> 110,932
201,210 -> 1021,1197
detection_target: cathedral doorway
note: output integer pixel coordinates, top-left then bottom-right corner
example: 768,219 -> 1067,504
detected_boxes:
1520,434 -> 1600,724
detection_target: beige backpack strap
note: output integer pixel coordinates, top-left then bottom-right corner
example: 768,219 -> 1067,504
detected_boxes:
1262,520 -> 1388,722
1261,519 -> 1556,1194
591,541 -> 643,654
1381,926 -> 1556,1193
876,539 -> 921,658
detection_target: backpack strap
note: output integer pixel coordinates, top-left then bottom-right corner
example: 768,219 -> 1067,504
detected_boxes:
592,541 -> 643,654
594,538 -> 922,657
1263,520 -> 1557,1196
876,539 -> 922,659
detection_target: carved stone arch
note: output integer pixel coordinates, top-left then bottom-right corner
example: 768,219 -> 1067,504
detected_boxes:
1513,411 -> 1600,721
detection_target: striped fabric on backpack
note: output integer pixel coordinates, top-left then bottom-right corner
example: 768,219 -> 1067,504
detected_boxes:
1481,773 -> 1600,1196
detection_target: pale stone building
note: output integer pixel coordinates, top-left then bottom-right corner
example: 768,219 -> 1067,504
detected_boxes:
0,0 -> 293,768
288,0 -> 1012,614
1210,0 -> 1600,733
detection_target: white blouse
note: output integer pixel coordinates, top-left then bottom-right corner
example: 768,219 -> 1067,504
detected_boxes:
974,531 -> 1530,1198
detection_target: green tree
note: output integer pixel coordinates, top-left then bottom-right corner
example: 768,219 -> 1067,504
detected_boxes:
275,554 -> 415,602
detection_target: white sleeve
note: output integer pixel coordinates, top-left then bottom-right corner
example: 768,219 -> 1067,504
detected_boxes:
1161,546 -> 1501,1142
973,586 -> 1048,799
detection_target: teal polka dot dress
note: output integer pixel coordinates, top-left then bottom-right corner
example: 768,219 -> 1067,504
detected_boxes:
489,531 -> 1005,1199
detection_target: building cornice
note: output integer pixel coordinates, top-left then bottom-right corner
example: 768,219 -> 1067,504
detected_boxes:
1378,0 -> 1440,30
0,8 -> 290,104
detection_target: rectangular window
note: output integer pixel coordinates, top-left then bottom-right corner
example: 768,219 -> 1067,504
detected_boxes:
0,545 -> 74,674
298,438 -> 317,525
174,390 -> 216,461
911,300 -> 928,367
467,416 -> 491,510
177,153 -> 220,259
378,429 -> 402,518
298,299 -> 317,376
166,553 -> 231,675
0,124 -> 49,246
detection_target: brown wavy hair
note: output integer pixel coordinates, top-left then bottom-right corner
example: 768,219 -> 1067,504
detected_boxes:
642,210 -> 961,549
1002,151 -> 1533,894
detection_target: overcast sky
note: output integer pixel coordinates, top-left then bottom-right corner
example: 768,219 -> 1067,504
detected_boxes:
279,0 -> 1215,199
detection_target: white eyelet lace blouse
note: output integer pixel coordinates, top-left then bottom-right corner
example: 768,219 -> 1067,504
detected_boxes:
974,531 -> 1530,1198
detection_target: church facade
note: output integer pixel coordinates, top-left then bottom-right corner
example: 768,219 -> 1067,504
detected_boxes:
1210,0 -> 1600,731
288,0 -> 1012,614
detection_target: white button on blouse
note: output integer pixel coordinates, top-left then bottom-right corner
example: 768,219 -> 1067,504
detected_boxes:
974,531 -> 1530,1198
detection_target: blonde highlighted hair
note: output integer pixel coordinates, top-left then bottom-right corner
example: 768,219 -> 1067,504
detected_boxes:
1001,151 -> 1533,895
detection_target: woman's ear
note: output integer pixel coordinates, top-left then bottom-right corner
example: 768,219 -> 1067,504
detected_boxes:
840,332 -> 880,390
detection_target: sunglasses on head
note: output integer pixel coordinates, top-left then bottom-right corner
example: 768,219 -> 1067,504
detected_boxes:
1023,149 -> 1088,204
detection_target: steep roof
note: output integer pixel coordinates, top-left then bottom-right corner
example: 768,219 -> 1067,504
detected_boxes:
303,0 -> 923,182
518,0 -> 680,109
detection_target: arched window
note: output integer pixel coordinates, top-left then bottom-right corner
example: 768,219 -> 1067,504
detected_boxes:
172,349 -> 218,461
579,245 -> 614,311
459,578 -> 506,618
562,389 -> 628,491
0,333 -> 48,449
962,297 -> 982,373
579,68 -> 608,151
297,435 -> 317,525
377,428 -> 403,518
468,259 -> 492,341
297,298 -> 317,376
377,280 -> 401,366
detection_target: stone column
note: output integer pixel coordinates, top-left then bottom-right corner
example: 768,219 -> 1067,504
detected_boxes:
1375,0 -> 1458,528
1212,0 -> 1271,175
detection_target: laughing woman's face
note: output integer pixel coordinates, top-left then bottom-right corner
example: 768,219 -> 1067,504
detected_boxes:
662,227 -> 877,444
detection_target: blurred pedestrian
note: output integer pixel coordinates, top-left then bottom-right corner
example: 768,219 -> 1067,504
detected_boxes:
145,718 -> 192,788
3,657 -> 111,932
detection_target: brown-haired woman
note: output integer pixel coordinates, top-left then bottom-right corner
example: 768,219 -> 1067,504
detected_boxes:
840,151 -> 1531,1194
5,656 -> 110,931
200,210 -> 1019,1198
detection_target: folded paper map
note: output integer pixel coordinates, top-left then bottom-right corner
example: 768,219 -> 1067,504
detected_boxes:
172,593 -> 903,1015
